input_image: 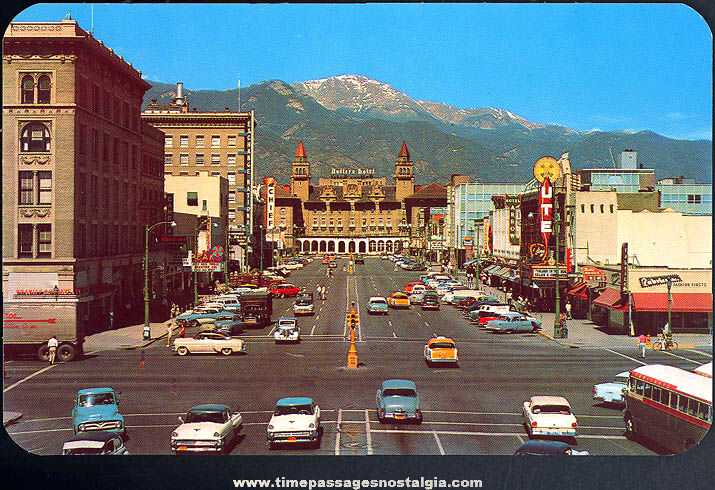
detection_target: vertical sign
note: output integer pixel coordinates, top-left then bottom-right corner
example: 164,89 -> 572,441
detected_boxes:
539,178 -> 553,259
165,193 -> 174,235
264,177 -> 276,228
620,242 -> 628,294
505,194 -> 520,245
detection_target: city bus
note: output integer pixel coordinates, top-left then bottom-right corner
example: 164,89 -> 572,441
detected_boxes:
624,364 -> 712,453
694,361 -> 712,378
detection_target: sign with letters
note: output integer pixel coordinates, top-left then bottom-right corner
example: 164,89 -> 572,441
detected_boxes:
539,178 -> 553,258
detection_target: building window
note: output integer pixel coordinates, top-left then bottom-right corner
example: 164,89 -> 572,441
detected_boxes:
313,217 -> 318,227
18,224 -> 34,258
227,154 -> 236,165
687,194 -> 701,203
211,171 -> 220,176
196,135 -> 204,147
228,191 -> 236,203
180,153 -> 189,165
211,135 -> 220,148
590,204 -> 595,213
609,204 -> 614,213
600,204 -> 604,213
187,192 -> 198,206
37,75 -> 51,104
37,224 -> 51,257
179,171 -> 189,176
103,133 -> 110,161
195,153 -> 204,165
227,172 -> 236,185
227,135 -> 236,147
211,154 -> 220,165
179,135 -> 189,147
165,135 -> 173,148
21,75 -> 34,103
164,154 -> 172,165
38,171 -> 52,204
20,123 -> 51,152
19,171 -> 34,204
228,210 -> 236,221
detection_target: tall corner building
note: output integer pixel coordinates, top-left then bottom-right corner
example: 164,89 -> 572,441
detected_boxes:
142,83 -> 256,270
3,19 -> 165,342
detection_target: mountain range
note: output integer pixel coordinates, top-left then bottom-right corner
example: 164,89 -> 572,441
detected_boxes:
142,75 -> 712,185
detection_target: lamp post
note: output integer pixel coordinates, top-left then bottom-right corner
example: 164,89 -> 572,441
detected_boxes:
145,220 -> 176,340
666,277 -> 672,335
553,195 -> 566,338
225,219 -> 230,291
259,224 -> 264,280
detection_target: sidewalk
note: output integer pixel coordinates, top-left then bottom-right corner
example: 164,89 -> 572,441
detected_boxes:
82,320 -> 180,353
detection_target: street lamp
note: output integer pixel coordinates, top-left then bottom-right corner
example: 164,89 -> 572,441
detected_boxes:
225,219 -> 230,291
145,220 -> 176,340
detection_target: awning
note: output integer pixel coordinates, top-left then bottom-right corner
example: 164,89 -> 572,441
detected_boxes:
592,288 -> 627,311
484,265 -> 499,274
496,268 -> 512,279
508,273 -> 520,282
464,258 -> 479,266
631,293 -> 713,313
567,281 -> 589,299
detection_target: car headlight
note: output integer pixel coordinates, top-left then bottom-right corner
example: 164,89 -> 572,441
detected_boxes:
268,424 -> 273,429
309,423 -> 315,428
78,423 -> 86,431
172,432 -> 178,438
214,432 -> 221,438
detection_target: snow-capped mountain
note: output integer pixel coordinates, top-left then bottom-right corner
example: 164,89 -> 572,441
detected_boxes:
292,74 -> 554,130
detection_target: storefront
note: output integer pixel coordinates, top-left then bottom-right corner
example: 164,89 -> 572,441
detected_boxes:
627,269 -> 712,334
591,288 -> 629,332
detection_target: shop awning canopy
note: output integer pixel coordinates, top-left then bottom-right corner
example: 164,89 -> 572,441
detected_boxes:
464,258 -> 479,266
567,281 -> 589,299
592,288 -> 627,311
631,293 -> 713,313
508,273 -> 520,282
484,265 -> 499,274
494,267 -> 511,278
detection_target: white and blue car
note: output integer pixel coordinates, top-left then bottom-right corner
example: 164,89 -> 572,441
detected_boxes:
593,371 -> 629,405
376,379 -> 422,424
72,387 -> 125,435
485,312 -> 541,333
367,296 -> 389,315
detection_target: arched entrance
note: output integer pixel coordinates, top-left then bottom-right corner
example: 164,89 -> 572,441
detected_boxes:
338,241 -> 345,253
348,241 -> 356,253
358,242 -> 366,253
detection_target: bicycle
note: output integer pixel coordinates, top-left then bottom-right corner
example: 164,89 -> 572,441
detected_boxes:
652,334 -> 678,351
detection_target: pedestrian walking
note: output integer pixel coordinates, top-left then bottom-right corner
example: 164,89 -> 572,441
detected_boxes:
179,324 -> 185,338
167,322 -> 173,347
565,301 -> 572,319
638,333 -> 647,358
506,291 -> 513,305
47,335 -> 58,364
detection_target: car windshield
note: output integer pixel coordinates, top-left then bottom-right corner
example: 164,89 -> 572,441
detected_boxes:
64,446 -> 106,455
274,404 -> 313,416
78,393 -> 114,407
295,299 -> 312,306
185,411 -> 226,424
532,404 -> 571,414
382,388 -> 416,397
430,342 -> 454,349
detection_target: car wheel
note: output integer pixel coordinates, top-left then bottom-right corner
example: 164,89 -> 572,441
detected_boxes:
176,346 -> 189,356
221,347 -> 232,356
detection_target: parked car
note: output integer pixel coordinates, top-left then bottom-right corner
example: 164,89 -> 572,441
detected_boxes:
175,306 -> 233,328
328,261 -> 338,268
267,397 -> 321,448
171,404 -> 243,453
62,431 -> 129,455
283,261 -> 304,270
274,317 -> 301,343
367,296 -> 389,315
376,379 -> 422,423
72,387 -> 125,435
421,292 -> 441,310
424,337 -> 458,366
513,439 -> 589,455
214,313 -> 245,336
269,283 -> 301,298
593,371 -> 629,405
404,281 -> 424,293
388,292 -> 410,308
173,331 -> 247,356
522,396 -> 578,438
292,294 -> 315,315
485,312 -> 541,333
463,297 -> 502,317
469,304 -> 517,324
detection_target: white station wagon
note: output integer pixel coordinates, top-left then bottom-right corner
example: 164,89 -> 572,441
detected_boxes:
522,396 -> 578,438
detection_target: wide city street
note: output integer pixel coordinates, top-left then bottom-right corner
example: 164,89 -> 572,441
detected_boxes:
4,257 -> 712,456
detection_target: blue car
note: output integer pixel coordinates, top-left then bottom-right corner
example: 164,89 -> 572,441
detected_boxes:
367,296 -> 388,315
72,387 -> 125,435
485,312 -> 541,333
376,379 -> 422,424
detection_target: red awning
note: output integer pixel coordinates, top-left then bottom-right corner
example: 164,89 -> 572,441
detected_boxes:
567,281 -> 588,298
631,293 -> 713,313
592,288 -> 627,311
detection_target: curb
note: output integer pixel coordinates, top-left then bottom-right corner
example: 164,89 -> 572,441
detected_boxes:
3,411 -> 23,427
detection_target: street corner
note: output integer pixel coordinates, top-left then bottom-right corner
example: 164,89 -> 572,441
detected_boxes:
3,411 -> 23,427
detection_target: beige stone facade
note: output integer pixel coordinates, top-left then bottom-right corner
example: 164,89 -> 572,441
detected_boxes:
3,20 -> 165,337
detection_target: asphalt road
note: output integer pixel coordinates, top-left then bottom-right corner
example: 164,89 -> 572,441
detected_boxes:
4,257 -> 713,456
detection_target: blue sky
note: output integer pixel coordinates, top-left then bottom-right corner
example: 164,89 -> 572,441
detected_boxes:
10,3 -> 713,140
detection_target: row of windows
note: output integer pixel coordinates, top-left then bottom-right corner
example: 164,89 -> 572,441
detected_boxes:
165,171 -> 240,185
661,194 -> 710,204
628,378 -> 712,423
312,217 -> 393,227
580,203 -> 615,213
166,135 -> 240,148
76,77 -> 140,132
166,153 -> 238,166
21,75 -> 51,104
74,223 -> 149,258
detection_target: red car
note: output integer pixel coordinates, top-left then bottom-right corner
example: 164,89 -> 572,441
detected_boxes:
404,281 -> 425,293
269,283 -> 301,298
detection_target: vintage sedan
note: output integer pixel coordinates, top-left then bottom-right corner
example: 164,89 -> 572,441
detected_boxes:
72,388 -> 125,436
171,404 -> 243,453
522,396 -> 578,438
274,317 -> 300,343
267,397 -> 321,448
367,296 -> 389,315
282,261 -> 304,270
593,371 -> 629,405
292,295 -> 315,316
214,313 -> 245,336
424,337 -> 458,366
421,292 -> 441,310
62,431 -> 129,455
387,292 -> 410,309
174,331 -> 247,356
376,379 -> 422,423
175,306 -> 232,328
514,440 -> 588,455
404,281 -> 424,293
269,283 -> 301,298
485,312 -> 541,333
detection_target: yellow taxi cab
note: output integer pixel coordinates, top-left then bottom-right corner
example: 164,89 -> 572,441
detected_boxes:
423,336 -> 458,366
387,292 -> 410,309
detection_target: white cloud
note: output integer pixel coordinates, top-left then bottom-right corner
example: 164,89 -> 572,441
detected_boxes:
666,112 -> 689,120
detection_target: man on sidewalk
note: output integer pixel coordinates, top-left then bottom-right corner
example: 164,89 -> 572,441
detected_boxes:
638,333 -> 647,358
167,322 -> 173,347
565,301 -> 572,319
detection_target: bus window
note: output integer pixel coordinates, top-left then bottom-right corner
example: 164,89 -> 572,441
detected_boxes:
678,395 -> 688,413
651,386 -> 661,403
660,389 -> 670,406
644,383 -> 652,399
670,392 -> 679,410
635,379 -> 644,395
688,400 -> 696,417
696,402 -> 708,421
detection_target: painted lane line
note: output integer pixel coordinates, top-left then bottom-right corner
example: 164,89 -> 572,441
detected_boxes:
603,348 -> 647,366
433,430 -> 446,455
365,409 -> 373,456
310,325 -> 317,336
3,364 -> 58,393
286,352 -> 304,358
268,325 -> 277,336
659,350 -> 704,364
335,408 -> 342,456
369,429 -> 628,440
393,332 -> 397,338
517,435 -> 525,444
